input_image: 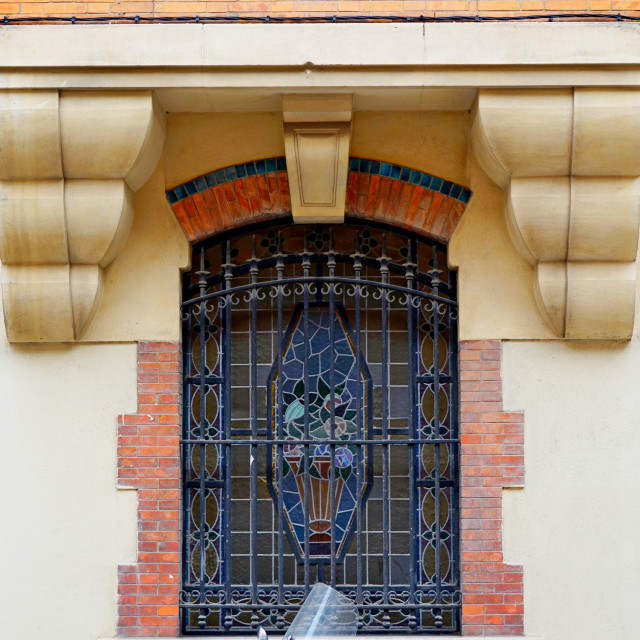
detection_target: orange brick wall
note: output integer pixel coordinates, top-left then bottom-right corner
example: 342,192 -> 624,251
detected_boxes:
459,340 -> 524,635
3,0 -> 640,20
117,342 -> 182,638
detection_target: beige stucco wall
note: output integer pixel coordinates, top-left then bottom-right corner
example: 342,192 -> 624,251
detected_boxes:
1,103 -> 639,640
350,111 -> 468,187
79,147 -> 189,343
165,112 -> 285,190
0,311 -> 139,640
502,339 -> 640,640
450,154 -> 557,340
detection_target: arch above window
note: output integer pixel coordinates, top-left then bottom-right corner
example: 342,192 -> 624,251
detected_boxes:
165,157 -> 472,245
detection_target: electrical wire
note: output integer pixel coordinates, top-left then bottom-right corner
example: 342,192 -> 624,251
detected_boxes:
2,13 -> 640,25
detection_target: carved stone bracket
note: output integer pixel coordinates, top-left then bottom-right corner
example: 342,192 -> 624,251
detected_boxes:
282,94 -> 352,223
0,90 -> 165,341
472,88 -> 640,339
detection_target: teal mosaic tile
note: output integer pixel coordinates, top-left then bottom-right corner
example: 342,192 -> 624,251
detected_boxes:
165,155 -> 472,207
204,172 -> 217,188
166,157 -> 287,204
349,157 -> 472,204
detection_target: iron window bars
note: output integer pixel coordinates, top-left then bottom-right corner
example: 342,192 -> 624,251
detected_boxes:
181,221 -> 460,633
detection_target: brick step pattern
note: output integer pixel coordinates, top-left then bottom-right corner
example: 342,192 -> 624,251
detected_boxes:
117,342 -> 182,638
114,343 -> 524,636
460,340 -> 525,636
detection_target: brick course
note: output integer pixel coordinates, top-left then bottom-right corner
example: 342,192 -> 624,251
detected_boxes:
171,169 -> 291,242
117,342 -> 182,638
345,170 -> 467,243
459,340 -> 524,636
5,1 -> 640,19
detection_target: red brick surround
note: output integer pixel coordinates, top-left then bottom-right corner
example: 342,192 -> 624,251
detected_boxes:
117,342 -> 182,637
171,170 -> 291,243
116,339 -> 524,637
459,340 -> 525,636
346,171 -> 466,243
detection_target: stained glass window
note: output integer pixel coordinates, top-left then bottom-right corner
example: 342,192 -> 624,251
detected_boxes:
181,221 -> 459,633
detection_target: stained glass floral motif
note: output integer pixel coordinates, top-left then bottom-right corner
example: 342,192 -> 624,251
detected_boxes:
267,304 -> 372,562
259,229 -> 281,255
306,225 -> 331,251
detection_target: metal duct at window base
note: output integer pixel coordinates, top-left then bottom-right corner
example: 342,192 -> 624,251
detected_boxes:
180,221 -> 460,633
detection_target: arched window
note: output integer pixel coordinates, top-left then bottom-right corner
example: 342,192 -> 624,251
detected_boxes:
181,220 -> 459,633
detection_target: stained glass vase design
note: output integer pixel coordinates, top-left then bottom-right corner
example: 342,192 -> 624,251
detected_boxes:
267,304 -> 372,563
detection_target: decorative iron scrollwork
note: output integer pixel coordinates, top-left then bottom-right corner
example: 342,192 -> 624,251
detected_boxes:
181,222 -> 459,633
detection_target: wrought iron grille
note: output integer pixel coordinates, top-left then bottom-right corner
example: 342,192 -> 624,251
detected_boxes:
181,221 -> 460,634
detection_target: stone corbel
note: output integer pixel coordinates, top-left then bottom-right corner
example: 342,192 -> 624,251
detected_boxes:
282,94 -> 352,223
0,90 -> 165,342
472,88 -> 640,339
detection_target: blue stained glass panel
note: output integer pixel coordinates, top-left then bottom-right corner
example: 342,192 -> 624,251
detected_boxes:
267,304 -> 372,563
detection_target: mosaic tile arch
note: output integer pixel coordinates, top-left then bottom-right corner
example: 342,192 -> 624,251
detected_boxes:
165,157 -> 472,244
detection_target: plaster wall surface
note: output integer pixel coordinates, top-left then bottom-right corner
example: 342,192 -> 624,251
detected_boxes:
350,111 -> 468,187
78,160 -> 190,343
165,112 -> 285,190
449,154 -> 556,341
502,339 -> 640,640
0,312 -> 139,640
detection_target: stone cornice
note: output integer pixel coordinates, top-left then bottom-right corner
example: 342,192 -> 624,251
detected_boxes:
2,25 -> 640,101
2,24 -> 640,69
1,24 -> 637,342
